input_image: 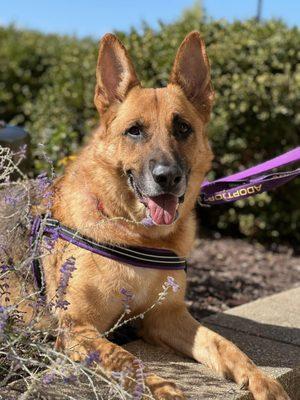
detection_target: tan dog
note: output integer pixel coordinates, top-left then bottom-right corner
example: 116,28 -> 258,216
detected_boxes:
20,32 -> 290,399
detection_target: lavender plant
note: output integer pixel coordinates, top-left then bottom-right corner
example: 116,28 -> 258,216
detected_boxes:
0,144 -> 183,399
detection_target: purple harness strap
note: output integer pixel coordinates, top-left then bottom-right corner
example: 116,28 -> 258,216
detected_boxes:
200,147 -> 300,205
30,215 -> 187,294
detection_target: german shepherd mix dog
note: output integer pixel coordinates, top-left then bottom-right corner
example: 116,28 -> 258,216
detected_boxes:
6,32 -> 289,399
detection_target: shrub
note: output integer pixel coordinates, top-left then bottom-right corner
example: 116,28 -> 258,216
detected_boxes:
0,15 -> 299,243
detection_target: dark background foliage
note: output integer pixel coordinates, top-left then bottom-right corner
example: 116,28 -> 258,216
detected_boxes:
0,11 -> 299,244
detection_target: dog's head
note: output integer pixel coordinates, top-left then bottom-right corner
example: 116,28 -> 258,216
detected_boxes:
93,32 -> 214,227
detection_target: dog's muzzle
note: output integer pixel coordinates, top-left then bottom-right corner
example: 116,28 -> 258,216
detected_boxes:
127,165 -> 187,226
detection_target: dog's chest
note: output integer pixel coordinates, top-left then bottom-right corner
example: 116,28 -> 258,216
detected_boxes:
88,257 -> 174,314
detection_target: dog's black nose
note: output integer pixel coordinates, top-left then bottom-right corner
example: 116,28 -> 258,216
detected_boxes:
151,163 -> 183,191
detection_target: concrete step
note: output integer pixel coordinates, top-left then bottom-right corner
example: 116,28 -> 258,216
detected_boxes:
124,287 -> 300,399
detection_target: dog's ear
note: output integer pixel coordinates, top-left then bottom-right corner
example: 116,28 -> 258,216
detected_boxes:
94,33 -> 140,114
169,31 -> 214,121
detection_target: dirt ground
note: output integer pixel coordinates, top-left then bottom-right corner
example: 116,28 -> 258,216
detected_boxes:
186,237 -> 300,320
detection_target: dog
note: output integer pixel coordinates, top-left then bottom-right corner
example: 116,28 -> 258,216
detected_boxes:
5,32 -> 289,400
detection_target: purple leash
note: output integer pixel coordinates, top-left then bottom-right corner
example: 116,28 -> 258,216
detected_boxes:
200,147 -> 300,205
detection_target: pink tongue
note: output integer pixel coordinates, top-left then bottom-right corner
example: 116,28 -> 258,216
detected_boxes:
147,194 -> 178,225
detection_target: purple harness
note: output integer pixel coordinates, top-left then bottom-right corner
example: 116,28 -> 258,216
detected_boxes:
30,216 -> 187,295
31,147 -> 299,294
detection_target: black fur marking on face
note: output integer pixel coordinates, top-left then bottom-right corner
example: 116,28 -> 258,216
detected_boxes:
172,114 -> 193,141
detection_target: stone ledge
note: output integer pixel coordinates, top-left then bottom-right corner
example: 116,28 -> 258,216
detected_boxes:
125,330 -> 299,399
203,286 -> 300,346
124,287 -> 300,399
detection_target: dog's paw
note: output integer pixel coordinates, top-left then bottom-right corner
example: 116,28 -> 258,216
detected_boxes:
151,387 -> 186,400
249,373 -> 290,400
59,340 -> 89,363
146,374 -> 186,399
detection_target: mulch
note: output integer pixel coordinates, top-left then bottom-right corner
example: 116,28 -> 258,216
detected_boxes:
186,237 -> 300,320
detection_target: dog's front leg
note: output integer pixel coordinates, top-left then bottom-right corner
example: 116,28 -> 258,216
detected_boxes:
142,305 -> 290,400
55,316 -> 186,399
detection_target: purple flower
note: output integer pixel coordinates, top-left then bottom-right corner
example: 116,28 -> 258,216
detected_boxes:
120,288 -> 134,314
120,288 -> 133,301
166,276 -> 180,293
0,264 -> 14,273
43,228 -> 59,251
63,374 -> 77,384
132,358 -> 145,400
4,189 -> 25,206
59,257 -> 76,290
43,236 -> 55,251
4,194 -> 18,206
42,372 -> 56,385
31,296 -> 46,310
55,257 -> 76,310
141,216 -> 155,227
37,172 -> 52,200
55,299 -> 70,310
84,351 -> 101,367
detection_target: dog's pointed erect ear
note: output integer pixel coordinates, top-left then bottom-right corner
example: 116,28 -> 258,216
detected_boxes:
94,33 -> 140,113
169,31 -> 214,121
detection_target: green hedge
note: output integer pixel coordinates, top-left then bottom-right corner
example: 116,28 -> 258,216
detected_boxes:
0,16 -> 299,243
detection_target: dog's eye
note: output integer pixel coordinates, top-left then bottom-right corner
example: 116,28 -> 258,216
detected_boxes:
124,125 -> 142,138
178,122 -> 191,134
173,115 -> 192,140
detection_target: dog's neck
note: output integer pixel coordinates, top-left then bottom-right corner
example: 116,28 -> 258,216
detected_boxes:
52,138 -> 200,256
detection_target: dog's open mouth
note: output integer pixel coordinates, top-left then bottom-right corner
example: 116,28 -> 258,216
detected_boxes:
127,172 -> 182,226
143,194 -> 179,225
